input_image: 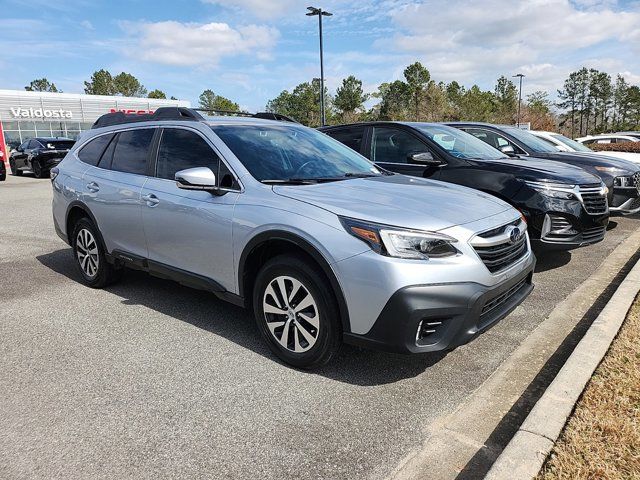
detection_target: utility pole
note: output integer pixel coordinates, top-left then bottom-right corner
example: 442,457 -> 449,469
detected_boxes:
306,6 -> 332,126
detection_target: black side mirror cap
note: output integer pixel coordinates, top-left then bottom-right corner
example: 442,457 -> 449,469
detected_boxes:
409,152 -> 446,167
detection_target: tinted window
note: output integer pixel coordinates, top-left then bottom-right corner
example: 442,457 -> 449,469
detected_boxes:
501,127 -> 558,153
28,139 -> 41,149
413,124 -> 508,160
371,127 -> 429,163
156,128 -> 220,181
111,129 -> 154,175
78,134 -> 114,166
44,140 -> 75,150
211,124 -> 380,181
327,127 -> 365,153
464,128 -> 520,152
550,134 -> 592,152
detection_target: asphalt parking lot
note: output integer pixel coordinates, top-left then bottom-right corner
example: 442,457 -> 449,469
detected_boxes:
1,174 -> 639,480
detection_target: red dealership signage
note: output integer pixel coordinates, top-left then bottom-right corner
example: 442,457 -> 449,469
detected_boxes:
110,109 -> 155,115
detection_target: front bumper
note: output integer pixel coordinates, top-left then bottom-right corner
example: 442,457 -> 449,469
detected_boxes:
610,187 -> 640,215
342,256 -> 535,354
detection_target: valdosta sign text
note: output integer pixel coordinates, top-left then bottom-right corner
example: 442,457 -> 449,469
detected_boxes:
10,107 -> 73,119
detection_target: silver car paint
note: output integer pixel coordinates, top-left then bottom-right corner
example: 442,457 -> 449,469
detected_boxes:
53,117 -> 534,336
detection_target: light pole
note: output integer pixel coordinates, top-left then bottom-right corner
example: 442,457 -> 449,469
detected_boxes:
306,6 -> 332,126
513,73 -> 525,128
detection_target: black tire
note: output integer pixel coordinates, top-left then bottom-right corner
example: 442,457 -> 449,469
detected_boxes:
253,254 -> 342,369
9,159 -> 22,176
32,160 -> 46,178
71,217 -> 122,288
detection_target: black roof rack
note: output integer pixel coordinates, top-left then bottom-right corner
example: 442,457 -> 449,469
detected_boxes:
92,106 -> 299,129
92,107 -> 204,129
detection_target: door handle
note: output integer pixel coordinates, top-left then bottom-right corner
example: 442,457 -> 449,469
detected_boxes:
86,182 -> 100,193
142,193 -> 160,207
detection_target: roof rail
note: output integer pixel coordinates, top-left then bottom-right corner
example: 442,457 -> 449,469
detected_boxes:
92,107 -> 205,129
92,106 -> 299,129
194,108 -> 299,123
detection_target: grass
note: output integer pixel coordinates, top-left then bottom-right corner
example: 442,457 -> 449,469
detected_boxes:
537,295 -> 640,480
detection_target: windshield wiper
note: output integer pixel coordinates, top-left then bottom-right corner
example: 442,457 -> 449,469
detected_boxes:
261,179 -> 318,185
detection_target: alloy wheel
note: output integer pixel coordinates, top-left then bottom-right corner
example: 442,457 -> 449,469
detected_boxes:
76,228 -> 99,278
262,275 -> 320,353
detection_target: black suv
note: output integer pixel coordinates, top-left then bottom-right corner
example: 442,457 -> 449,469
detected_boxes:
9,137 -> 75,178
446,122 -> 640,215
320,122 -> 609,250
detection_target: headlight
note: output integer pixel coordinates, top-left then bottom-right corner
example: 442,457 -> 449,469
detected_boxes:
340,217 -> 458,260
594,166 -> 627,176
522,180 -> 576,200
614,176 -> 635,188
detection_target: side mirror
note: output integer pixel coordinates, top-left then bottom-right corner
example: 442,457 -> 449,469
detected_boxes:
175,167 -> 217,191
408,152 -> 446,167
499,145 -> 517,156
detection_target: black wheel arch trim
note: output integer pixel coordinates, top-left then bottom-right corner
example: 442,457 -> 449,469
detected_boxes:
64,200 -> 105,247
238,230 -> 351,333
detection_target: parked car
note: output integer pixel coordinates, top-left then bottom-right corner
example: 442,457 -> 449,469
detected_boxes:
52,107 -> 535,368
614,131 -> 640,140
446,123 -> 640,216
320,122 -> 609,250
531,130 -> 640,165
576,134 -> 639,145
9,137 -> 75,178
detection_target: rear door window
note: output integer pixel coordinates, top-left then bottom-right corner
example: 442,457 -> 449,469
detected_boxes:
78,134 -> 114,166
110,129 -> 155,175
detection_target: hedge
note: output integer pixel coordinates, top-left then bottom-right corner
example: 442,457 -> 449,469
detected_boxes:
589,142 -> 640,153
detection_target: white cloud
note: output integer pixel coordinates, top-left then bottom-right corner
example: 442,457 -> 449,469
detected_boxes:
123,21 -> 280,67
201,0 -> 298,20
385,0 -> 640,92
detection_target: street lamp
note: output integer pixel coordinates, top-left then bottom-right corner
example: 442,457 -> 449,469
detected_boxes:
307,6 -> 332,127
513,73 -> 525,128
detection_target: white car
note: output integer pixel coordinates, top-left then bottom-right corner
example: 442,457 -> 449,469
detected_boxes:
531,131 -> 640,164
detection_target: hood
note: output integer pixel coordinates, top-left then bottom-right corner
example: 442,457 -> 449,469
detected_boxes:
569,150 -> 640,165
532,151 -> 640,175
471,156 -> 601,184
273,175 -> 513,232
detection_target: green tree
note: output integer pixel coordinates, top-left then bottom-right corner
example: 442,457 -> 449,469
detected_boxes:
557,72 -> 580,137
84,69 -> 116,95
493,76 -> 518,124
375,80 -> 410,120
198,89 -> 240,113
113,72 -> 147,97
147,89 -> 167,99
334,75 -> 368,122
266,80 -> 329,126
25,78 -> 59,92
459,85 -> 496,122
403,62 -> 431,121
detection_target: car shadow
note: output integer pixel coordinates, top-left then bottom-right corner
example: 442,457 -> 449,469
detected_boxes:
533,249 -> 572,273
36,248 -> 446,386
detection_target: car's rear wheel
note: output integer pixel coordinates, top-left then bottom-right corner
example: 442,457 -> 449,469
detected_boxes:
9,159 -> 22,176
253,254 -> 341,368
71,217 -> 122,288
32,160 -> 46,178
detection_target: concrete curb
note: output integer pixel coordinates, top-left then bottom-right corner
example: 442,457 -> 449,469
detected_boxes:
485,256 -> 640,480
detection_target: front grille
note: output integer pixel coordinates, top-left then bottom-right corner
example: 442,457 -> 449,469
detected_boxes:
634,172 -> 640,193
477,219 -> 520,239
582,226 -> 606,243
473,234 -> 528,273
481,278 -> 527,318
579,184 -> 607,214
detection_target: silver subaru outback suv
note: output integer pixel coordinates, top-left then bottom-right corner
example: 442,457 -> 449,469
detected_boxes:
51,107 -> 535,368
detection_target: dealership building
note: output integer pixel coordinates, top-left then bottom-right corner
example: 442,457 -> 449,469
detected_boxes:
0,89 -> 190,165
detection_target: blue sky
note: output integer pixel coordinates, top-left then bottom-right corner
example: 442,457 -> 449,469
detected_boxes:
1,0 -> 639,111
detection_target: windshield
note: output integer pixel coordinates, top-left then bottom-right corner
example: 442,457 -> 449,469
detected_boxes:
44,140 -> 75,150
211,124 -> 382,182
501,127 -> 559,153
551,134 -> 593,152
412,124 -> 508,160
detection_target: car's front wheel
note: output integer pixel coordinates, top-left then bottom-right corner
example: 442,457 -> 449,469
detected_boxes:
32,160 -> 47,178
9,158 -> 22,176
71,217 -> 122,288
253,254 -> 342,369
